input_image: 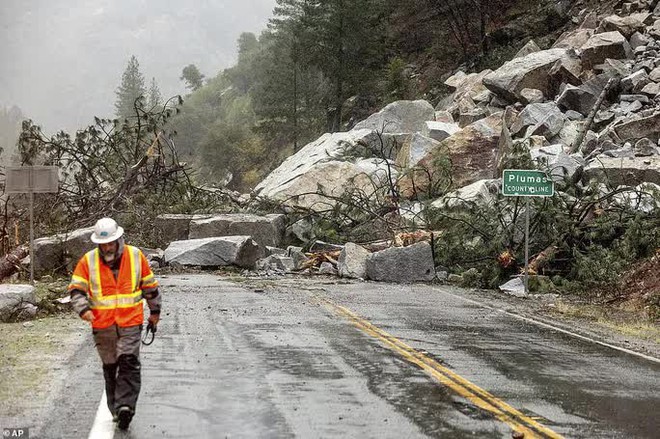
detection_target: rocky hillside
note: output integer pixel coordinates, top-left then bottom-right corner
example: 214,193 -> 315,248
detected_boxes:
256,2 -> 660,209
252,1 -> 660,307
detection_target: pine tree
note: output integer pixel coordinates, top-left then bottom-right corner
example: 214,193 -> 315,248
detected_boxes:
309,0 -> 388,131
250,28 -> 327,152
266,0 -> 387,133
114,55 -> 146,119
147,77 -> 162,109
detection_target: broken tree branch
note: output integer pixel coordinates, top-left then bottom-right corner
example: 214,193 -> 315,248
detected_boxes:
570,77 -> 617,154
0,245 -> 28,281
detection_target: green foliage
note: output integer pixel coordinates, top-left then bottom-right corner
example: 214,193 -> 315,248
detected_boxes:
197,112 -> 264,188
180,64 -> 205,92
115,55 -> 147,119
297,0 -> 389,131
308,218 -> 342,244
460,268 -> 481,288
569,245 -> 628,289
249,30 -> 328,151
224,33 -> 259,94
429,202 -> 512,288
426,183 -> 660,291
383,57 -> 411,100
427,149 -> 454,199
167,76 -> 270,190
158,0 -> 573,198
10,96 -> 230,248
166,0 -> 394,193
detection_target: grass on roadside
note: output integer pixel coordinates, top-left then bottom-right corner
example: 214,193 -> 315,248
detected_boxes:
0,314 -> 84,418
551,300 -> 660,344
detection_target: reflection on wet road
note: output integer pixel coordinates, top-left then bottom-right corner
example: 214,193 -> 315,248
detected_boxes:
41,275 -> 660,438
320,297 -> 562,438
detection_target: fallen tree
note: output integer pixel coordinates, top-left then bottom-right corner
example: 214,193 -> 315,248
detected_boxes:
0,245 -> 28,281
0,96 -> 241,274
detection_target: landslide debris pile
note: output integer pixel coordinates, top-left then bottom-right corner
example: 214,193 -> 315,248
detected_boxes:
248,1 -> 660,292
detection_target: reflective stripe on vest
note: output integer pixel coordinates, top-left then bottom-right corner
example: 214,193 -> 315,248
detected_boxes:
68,274 -> 89,293
87,246 -> 143,310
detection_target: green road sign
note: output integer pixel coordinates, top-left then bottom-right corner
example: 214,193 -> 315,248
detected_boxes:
502,169 -> 554,197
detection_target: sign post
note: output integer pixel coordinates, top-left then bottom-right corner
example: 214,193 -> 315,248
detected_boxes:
502,169 -> 554,294
5,166 -> 59,284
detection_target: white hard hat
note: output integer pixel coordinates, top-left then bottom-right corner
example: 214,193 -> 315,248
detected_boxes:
90,217 -> 124,244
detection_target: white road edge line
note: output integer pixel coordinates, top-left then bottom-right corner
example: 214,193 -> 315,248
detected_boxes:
88,390 -> 115,439
439,288 -> 660,365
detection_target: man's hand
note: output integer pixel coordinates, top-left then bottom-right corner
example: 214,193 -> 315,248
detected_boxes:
148,313 -> 160,326
81,310 -> 95,322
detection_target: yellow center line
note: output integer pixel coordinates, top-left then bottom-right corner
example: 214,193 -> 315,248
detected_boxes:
319,296 -> 564,439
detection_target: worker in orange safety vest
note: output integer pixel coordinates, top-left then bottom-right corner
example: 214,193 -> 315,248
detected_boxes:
68,217 -> 161,431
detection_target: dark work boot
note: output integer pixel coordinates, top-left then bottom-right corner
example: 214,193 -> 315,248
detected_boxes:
117,406 -> 134,430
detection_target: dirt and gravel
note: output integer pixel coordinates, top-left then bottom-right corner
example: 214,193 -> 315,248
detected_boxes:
617,252 -> 660,319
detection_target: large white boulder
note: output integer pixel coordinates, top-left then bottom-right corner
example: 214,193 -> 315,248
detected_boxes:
395,133 -> 443,168
366,242 -> 435,283
483,49 -> 581,102
583,156 -> 660,186
552,28 -> 594,50
580,31 -> 633,70
352,100 -> 435,134
614,112 -> 660,142
189,213 -> 285,248
164,236 -> 263,268
597,14 -> 647,38
0,284 -> 36,320
33,227 -> 95,275
153,214 -> 211,247
398,114 -> 503,197
510,102 -> 566,140
255,129 -> 399,211
338,243 -> 371,279
431,179 -> 500,209
423,121 -> 461,143
443,70 -> 494,105
530,144 -> 584,184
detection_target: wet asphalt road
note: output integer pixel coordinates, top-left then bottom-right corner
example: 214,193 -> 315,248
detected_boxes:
38,274 -> 659,438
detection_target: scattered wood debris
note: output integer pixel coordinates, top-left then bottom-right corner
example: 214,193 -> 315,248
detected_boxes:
299,250 -> 342,271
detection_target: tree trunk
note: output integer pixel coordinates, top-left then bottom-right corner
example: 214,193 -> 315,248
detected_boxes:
445,1 -> 470,59
0,245 -> 28,281
293,51 -> 299,152
570,78 -> 616,154
333,0 -> 345,132
478,0 -> 488,54
527,245 -> 559,275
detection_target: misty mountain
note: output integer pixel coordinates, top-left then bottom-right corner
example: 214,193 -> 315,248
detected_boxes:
0,0 -> 276,133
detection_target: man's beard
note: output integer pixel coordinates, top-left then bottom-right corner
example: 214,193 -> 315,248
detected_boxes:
100,242 -> 121,264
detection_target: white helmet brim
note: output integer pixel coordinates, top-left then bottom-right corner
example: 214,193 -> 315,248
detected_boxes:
91,226 -> 124,244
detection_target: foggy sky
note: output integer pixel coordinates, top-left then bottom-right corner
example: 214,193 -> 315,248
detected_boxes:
0,0 -> 276,134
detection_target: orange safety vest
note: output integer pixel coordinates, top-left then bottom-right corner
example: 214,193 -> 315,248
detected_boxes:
68,245 -> 158,329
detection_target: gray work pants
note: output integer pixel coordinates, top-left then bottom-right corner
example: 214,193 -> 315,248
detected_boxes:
93,324 -> 142,414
